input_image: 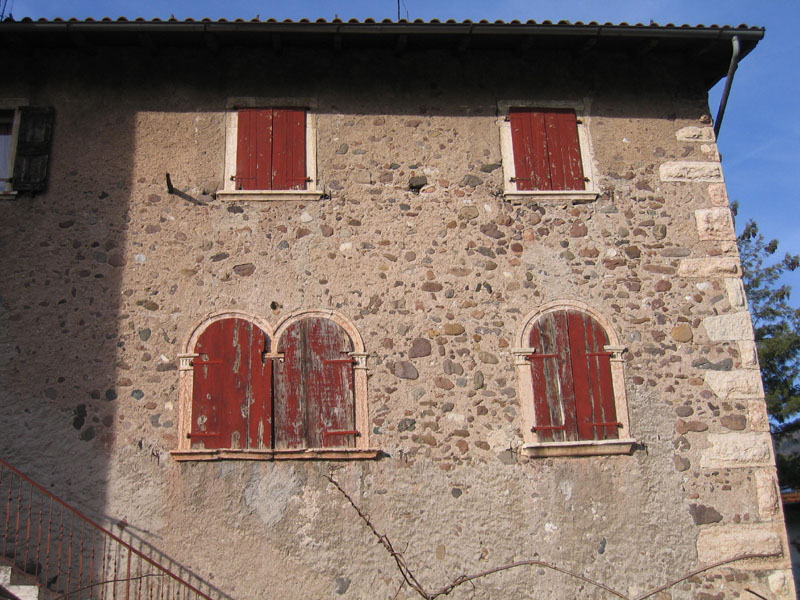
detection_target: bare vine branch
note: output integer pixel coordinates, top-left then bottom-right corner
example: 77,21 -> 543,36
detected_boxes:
326,473 -> 782,600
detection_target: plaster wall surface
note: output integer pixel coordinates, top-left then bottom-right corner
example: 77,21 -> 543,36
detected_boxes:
0,46 -> 793,599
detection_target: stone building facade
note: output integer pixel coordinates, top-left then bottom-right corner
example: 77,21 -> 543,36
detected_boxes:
0,18 -> 794,599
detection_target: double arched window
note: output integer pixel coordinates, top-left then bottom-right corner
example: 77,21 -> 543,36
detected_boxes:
514,301 -> 635,457
173,310 -> 375,460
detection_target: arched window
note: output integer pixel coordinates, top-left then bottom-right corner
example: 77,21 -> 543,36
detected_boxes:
514,301 -> 635,457
173,310 -> 376,461
274,317 -> 357,449
190,317 -> 272,450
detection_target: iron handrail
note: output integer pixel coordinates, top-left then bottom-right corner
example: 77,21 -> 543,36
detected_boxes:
0,456 -> 214,599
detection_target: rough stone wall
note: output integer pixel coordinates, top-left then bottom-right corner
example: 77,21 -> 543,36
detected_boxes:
0,46 -> 794,599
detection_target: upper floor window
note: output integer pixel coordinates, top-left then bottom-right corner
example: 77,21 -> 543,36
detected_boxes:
498,101 -> 597,203
513,301 -> 634,457
218,99 -> 322,202
173,310 -> 375,461
0,102 -> 54,199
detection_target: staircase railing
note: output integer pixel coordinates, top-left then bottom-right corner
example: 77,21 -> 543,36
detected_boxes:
0,457 -> 214,600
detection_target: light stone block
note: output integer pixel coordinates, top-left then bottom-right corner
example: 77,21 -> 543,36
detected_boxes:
749,399 -> 771,432
675,126 -> 716,142
677,257 -> 739,278
705,370 -> 764,399
769,570 -> 794,598
708,183 -> 729,207
739,340 -> 759,368
695,208 -> 736,241
659,161 -> 724,182
702,313 -> 754,341
701,432 -> 773,468
725,278 -> 748,309
697,524 -> 782,564
756,469 -> 780,520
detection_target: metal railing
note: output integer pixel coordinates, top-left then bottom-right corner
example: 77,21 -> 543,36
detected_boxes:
0,457 -> 214,600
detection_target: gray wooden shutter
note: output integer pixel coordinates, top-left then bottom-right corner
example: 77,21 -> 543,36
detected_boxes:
13,107 -> 54,195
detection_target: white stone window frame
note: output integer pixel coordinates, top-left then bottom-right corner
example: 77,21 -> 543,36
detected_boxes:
497,99 -> 598,204
0,98 -> 28,200
513,299 -> 635,458
217,97 -> 323,202
171,308 -> 377,462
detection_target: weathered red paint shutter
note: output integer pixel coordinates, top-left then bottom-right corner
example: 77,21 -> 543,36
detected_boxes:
509,108 -> 548,192
274,318 -> 356,449
191,318 -> 272,449
509,108 -> 584,192
567,311 -> 596,441
578,313 -> 618,441
544,109 -> 585,191
271,108 -> 307,190
236,109 -> 272,190
273,321 -> 307,449
528,311 -> 578,442
13,107 -> 55,195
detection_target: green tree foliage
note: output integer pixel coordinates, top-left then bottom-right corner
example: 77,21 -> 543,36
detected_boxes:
735,208 -> 800,428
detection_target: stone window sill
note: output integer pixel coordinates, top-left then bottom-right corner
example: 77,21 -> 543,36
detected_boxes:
171,448 -> 382,462
0,191 -> 18,201
216,190 -> 323,202
504,190 -> 598,204
522,438 -> 636,458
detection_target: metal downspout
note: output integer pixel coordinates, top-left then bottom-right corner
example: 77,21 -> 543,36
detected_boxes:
714,35 -> 741,139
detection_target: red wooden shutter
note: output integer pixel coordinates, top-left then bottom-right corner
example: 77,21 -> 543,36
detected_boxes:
528,310 -> 618,442
13,107 -> 55,195
576,313 -> 618,441
528,311 -> 577,442
271,108 -> 307,190
544,110 -> 585,191
274,318 -> 356,449
236,109 -> 272,190
191,318 -> 272,449
509,108 -> 584,192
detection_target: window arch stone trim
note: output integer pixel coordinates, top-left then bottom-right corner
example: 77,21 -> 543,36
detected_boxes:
513,300 -> 635,457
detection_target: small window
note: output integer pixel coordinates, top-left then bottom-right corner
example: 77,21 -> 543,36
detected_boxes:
234,108 -> 308,191
219,100 -> 321,202
514,302 -> 634,457
0,104 -> 54,198
498,102 -> 596,203
173,311 -> 376,461
0,110 -> 14,190
509,108 -> 585,191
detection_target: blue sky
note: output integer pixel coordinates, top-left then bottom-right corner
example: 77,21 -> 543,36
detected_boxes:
8,1 -> 800,295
